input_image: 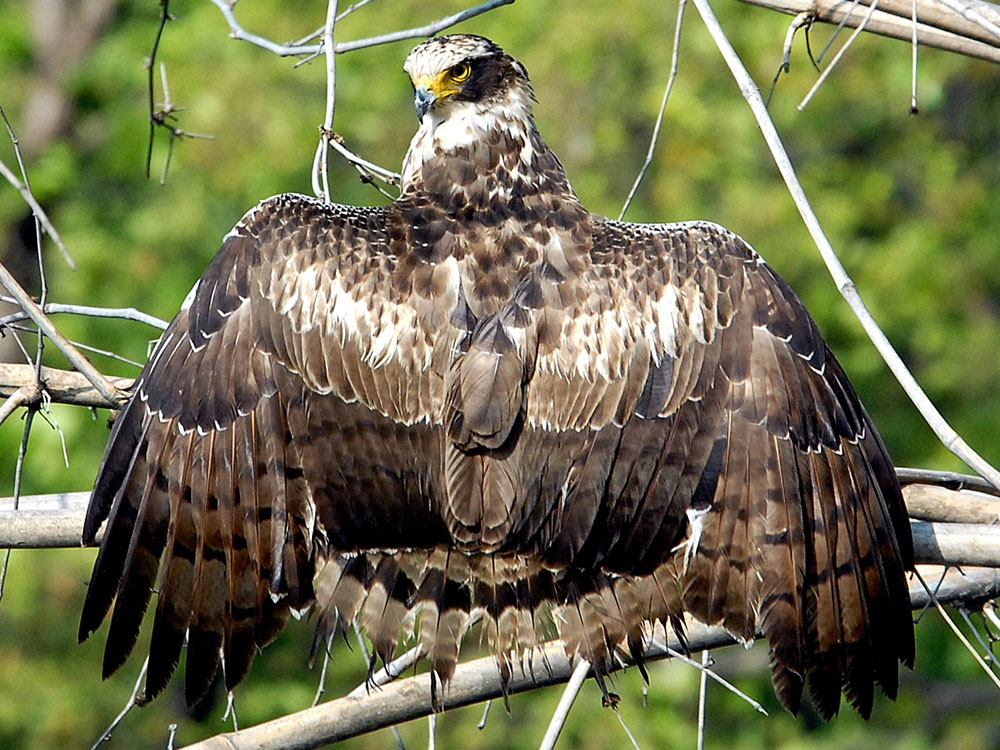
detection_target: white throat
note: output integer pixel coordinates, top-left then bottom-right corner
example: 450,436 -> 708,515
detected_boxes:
400,91 -> 534,191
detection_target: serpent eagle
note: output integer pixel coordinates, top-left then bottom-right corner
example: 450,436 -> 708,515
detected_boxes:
80,34 -> 914,719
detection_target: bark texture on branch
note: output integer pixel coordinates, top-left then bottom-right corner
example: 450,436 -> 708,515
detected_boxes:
0,363 -> 131,410
738,0 -> 1000,63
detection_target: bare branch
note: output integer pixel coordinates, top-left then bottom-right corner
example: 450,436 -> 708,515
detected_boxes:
0,299 -> 168,330
208,0 -> 515,58
0,404 -> 34,602
658,645 -> 767,713
0,264 -> 124,405
928,0 -> 1000,40
619,0 -> 686,220
347,644 -> 426,697
314,0 -> 341,202
327,136 -> 401,186
538,658 -> 590,750
0,107 -> 75,268
176,567 -> 1000,750
696,651 -> 708,750
911,522 -> 1000,566
897,467 -> 1000,497
332,0 -> 516,53
0,491 -> 90,512
0,363 -> 131,409
0,509 -> 98,548
797,0 -> 882,110
207,0 -> 323,57
904,484 -> 1000,524
692,0 -> 1000,490
8,480 -> 1000,549
737,0 -> 1000,63
916,570 -> 1000,691
90,658 -> 150,750
0,385 -> 38,427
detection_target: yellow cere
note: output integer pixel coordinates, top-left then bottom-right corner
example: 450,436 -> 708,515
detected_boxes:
412,65 -> 469,100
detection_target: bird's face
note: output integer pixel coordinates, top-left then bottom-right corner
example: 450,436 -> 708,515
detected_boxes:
403,34 -> 526,124
409,60 -> 475,121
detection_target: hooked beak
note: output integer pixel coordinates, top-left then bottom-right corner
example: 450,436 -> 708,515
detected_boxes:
414,86 -> 436,122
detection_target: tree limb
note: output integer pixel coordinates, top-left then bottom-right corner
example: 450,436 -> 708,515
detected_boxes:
178,566 -> 1000,750
0,364 -> 130,410
0,264 -> 124,406
737,0 -> 1000,63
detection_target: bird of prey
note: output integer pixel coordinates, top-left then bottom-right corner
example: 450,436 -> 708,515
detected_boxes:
80,33 -> 913,719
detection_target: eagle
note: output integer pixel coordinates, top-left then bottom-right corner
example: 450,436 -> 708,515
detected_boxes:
80,34 -> 914,719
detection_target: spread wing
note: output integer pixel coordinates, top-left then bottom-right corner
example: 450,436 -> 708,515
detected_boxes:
518,217 -> 914,717
80,194 -> 912,718
79,193 -> 460,704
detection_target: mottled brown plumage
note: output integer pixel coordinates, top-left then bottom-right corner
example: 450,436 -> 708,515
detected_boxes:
80,34 -> 913,718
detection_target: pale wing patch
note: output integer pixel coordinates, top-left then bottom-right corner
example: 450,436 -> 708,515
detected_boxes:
650,283 -> 680,359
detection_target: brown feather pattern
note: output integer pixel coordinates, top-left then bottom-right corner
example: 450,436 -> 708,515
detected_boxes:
80,34 -> 912,719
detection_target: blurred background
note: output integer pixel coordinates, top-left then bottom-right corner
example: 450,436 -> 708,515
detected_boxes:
1,0 -> 999,747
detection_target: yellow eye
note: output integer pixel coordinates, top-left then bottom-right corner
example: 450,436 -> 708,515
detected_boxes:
449,62 -> 472,82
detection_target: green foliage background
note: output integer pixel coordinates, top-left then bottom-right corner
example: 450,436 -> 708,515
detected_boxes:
0,1 -> 999,747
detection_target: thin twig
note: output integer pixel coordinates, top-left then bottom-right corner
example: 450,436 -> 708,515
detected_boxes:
0,262 -> 123,405
144,7 -> 213,183
222,690 -> 239,731
798,0 -> 881,110
0,407 -> 33,603
985,602 -> 1000,635
692,0 -> 1000,489
896,467 -> 1000,497
347,643 -> 426,696
327,136 -> 401,185
336,0 -> 377,22
814,0 -> 864,63
315,0 -> 340,202
653,643 -> 768,714
312,649 -> 332,707
0,385 -> 37,428
91,657 -> 150,750
766,11 -> 812,106
0,107 -> 75,268
0,298 -> 168,331
957,607 -> 1000,671
333,0 -> 516,53
916,569 -> 1000,691
146,0 -> 172,179
932,0 -> 1000,39
618,0 -> 686,220
477,699 -> 492,729
911,0 -> 920,113
613,704 -> 642,750
209,0 -> 514,57
348,622 -> 407,749
538,658 -> 590,750
696,650 -> 709,750
2,321 -> 144,368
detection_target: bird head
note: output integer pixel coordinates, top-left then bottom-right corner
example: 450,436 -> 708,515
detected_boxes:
403,34 -> 533,125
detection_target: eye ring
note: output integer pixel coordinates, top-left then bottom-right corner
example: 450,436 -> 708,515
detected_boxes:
450,62 -> 472,82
